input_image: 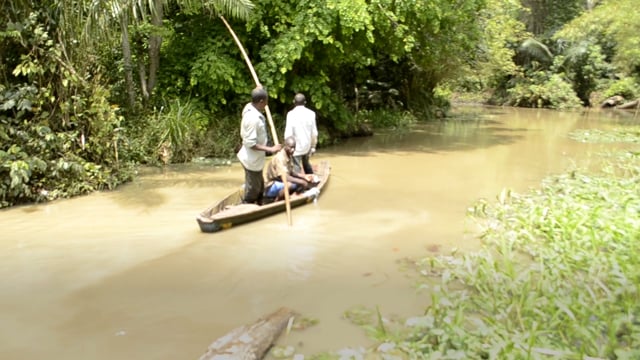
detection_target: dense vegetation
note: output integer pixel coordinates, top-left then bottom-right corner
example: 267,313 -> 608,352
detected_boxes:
2,0 -> 640,207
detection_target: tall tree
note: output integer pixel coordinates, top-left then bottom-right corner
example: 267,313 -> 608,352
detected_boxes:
520,0 -> 585,37
554,0 -> 640,76
241,0 -> 485,121
83,0 -> 254,109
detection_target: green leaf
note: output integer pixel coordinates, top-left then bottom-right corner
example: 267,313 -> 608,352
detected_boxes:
1,99 -> 16,111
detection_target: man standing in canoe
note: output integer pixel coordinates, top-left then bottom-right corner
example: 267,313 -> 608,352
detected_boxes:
284,93 -> 318,174
264,136 -> 316,202
237,86 -> 282,204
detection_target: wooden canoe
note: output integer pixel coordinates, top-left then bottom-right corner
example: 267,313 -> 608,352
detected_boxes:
196,160 -> 330,233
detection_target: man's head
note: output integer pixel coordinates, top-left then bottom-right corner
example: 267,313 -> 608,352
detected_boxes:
284,136 -> 296,156
251,86 -> 269,110
293,93 -> 306,106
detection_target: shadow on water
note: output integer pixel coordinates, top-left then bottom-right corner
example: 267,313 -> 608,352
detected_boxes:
323,109 -> 532,157
330,105 -> 639,159
108,164 -> 241,209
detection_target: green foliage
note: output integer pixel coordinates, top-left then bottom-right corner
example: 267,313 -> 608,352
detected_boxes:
343,305 -> 390,341
239,0 -> 485,133
189,44 -> 244,106
355,109 -> 416,130
160,99 -> 208,161
0,9 -> 133,208
553,42 -> 612,106
201,114 -> 241,159
397,143 -> 640,358
554,0 -> 640,76
602,77 -> 640,101
569,127 -> 640,144
250,0 -> 375,107
470,0 -> 640,110
516,38 -> 554,67
134,98 -> 209,164
155,15 -> 251,113
521,0 -> 585,37
475,0 -> 528,86
369,0 -> 486,110
0,114 -> 132,208
124,0 -> 495,155
506,72 -> 583,109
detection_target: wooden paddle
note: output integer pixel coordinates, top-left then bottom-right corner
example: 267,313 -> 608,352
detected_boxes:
220,16 -> 293,226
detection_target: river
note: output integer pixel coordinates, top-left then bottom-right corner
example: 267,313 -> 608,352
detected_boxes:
0,105 -> 632,359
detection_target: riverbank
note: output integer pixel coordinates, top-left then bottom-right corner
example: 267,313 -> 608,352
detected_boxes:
278,118 -> 640,359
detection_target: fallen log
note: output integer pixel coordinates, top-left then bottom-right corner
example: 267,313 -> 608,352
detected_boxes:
199,307 -> 296,360
616,99 -> 639,110
601,95 -> 625,108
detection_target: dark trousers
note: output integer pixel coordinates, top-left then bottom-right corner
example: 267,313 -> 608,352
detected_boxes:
242,167 -> 264,204
294,154 -> 313,174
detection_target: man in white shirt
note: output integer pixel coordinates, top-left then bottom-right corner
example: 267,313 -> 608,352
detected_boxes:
284,93 -> 318,174
237,87 -> 281,204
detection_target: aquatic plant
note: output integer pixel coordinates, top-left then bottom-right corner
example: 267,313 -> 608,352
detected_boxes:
397,150 -> 640,358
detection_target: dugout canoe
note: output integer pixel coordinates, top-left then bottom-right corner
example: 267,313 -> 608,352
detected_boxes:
196,160 -> 330,233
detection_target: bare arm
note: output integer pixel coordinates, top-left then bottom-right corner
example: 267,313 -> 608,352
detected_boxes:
285,174 -> 310,188
252,143 -> 282,153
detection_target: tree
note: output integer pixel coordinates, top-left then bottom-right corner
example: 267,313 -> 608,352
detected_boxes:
1,2 -> 132,207
520,0 -> 585,37
83,0 -> 254,109
554,0 -> 640,77
454,0 -> 529,93
237,0 -> 485,125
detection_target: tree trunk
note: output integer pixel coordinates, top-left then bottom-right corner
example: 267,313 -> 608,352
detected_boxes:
616,99 -> 639,110
146,0 -> 164,99
521,0 -> 546,35
139,60 -> 149,101
198,307 -> 295,360
120,11 -> 136,109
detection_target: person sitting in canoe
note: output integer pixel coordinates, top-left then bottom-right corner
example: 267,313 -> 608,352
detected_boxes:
263,136 -> 318,202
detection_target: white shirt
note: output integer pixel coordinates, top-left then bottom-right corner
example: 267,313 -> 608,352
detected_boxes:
284,105 -> 318,156
237,103 -> 268,171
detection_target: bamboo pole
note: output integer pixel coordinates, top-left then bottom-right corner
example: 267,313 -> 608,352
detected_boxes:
220,15 -> 292,225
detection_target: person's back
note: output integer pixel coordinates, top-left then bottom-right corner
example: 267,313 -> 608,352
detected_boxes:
284,93 -> 318,174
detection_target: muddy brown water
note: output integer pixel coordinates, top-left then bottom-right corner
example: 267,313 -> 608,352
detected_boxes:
1,106 -> 634,359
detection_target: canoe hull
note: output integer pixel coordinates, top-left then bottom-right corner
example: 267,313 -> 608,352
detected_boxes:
196,160 -> 330,233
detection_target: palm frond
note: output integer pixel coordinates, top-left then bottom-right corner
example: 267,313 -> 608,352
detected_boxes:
518,37 -> 554,64
563,41 -> 589,62
208,0 -> 254,20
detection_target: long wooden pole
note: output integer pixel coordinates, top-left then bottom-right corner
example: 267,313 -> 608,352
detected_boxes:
220,15 -> 292,225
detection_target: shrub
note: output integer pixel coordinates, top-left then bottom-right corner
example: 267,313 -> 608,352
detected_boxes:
602,77 -> 640,101
507,73 -> 582,110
